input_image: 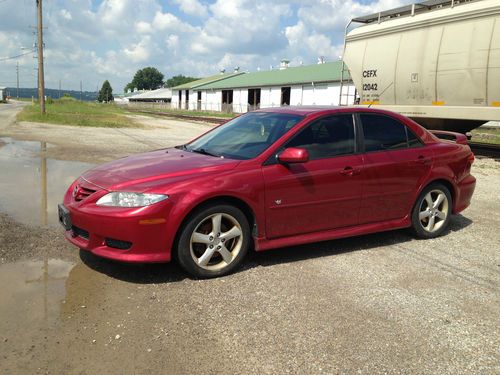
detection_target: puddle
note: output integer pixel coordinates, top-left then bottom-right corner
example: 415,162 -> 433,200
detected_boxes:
0,259 -> 75,332
0,137 -> 94,226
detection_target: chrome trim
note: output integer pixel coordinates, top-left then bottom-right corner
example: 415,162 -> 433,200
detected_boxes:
81,176 -> 109,191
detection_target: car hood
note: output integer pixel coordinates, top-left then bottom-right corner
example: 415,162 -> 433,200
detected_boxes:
81,148 -> 240,191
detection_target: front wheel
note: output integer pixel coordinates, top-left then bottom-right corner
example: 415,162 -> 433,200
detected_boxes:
176,204 -> 250,278
411,183 -> 452,238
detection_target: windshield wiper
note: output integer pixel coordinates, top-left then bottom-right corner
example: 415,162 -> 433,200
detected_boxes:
190,148 -> 220,157
175,144 -> 188,150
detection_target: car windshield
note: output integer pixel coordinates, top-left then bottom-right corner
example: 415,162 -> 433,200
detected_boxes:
184,112 -> 304,160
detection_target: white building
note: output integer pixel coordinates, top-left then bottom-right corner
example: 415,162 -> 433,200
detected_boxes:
191,61 -> 356,113
127,88 -> 172,103
171,72 -> 244,111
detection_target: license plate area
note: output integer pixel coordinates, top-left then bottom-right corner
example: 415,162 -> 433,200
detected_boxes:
58,204 -> 72,231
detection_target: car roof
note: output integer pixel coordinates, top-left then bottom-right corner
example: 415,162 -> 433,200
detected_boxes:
255,105 -> 401,116
254,106 -> 434,143
255,106 -> 341,115
255,105 -> 418,120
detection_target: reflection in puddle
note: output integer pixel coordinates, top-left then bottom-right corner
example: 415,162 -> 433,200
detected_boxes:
0,137 -> 94,226
0,259 -> 75,331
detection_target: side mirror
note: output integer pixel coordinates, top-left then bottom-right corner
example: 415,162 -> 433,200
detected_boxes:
277,147 -> 309,164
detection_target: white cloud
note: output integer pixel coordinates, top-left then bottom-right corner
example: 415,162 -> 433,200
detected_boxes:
152,11 -> 196,33
172,0 -> 208,18
123,37 -> 152,63
60,9 -> 72,21
136,21 -> 153,34
0,0 -> 413,93
297,0 -> 406,33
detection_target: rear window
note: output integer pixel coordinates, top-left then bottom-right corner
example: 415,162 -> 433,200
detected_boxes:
360,114 -> 422,152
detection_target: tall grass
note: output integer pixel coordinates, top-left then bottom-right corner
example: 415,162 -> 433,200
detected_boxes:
17,97 -> 139,128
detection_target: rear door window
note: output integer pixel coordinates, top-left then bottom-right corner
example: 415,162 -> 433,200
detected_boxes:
360,114 -> 420,152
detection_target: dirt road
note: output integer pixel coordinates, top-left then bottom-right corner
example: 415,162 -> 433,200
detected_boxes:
0,102 -> 214,163
0,104 -> 499,374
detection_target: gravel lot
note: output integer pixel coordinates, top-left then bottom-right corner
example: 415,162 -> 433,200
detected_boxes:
0,102 -> 499,374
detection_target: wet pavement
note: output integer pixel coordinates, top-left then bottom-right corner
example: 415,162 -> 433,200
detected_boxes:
0,259 -> 75,329
0,133 -> 499,374
0,137 -> 93,227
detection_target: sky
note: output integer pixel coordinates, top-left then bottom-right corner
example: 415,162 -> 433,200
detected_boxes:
0,0 -> 412,93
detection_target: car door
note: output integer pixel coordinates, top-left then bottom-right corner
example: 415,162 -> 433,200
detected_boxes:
357,113 -> 433,224
262,114 -> 363,239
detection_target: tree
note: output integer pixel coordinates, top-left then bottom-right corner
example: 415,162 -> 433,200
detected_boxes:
126,67 -> 164,91
98,80 -> 114,103
166,75 -> 199,88
124,82 -> 135,93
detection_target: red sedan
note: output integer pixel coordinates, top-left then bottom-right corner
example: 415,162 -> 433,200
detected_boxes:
59,107 -> 476,278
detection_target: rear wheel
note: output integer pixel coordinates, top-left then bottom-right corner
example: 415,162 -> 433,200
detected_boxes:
176,204 -> 250,278
411,183 -> 452,238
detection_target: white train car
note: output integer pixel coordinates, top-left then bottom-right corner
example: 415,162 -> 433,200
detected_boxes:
342,0 -> 500,132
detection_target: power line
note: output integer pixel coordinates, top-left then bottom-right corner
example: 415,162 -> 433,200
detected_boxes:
0,49 -> 35,62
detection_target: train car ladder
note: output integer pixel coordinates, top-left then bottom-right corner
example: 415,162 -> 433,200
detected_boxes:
338,61 -> 356,106
338,21 -> 356,106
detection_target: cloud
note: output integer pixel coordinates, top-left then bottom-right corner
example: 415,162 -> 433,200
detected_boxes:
172,0 -> 208,18
60,9 -> 72,21
123,37 -> 152,63
152,11 -> 196,33
297,0 -> 407,33
0,0 -> 413,93
136,21 -> 153,34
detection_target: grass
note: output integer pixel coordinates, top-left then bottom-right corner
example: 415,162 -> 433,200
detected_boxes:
17,97 -> 139,128
470,126 -> 500,145
12,97 -> 34,102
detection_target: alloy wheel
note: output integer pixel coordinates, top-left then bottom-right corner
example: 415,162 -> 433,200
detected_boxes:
189,213 -> 243,271
418,189 -> 449,233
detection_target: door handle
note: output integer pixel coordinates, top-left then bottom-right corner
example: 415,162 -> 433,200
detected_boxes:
340,166 -> 360,176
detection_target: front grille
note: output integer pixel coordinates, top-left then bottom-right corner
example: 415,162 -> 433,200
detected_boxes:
72,225 -> 89,240
105,238 -> 132,250
74,185 -> 97,202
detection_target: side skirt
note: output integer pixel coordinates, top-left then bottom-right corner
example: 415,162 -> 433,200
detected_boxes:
254,217 -> 411,251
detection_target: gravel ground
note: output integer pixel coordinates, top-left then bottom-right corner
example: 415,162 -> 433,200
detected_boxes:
0,102 -> 499,374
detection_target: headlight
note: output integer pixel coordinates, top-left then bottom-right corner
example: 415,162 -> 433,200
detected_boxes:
96,192 -> 168,207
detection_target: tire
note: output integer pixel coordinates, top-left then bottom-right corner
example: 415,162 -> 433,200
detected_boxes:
411,183 -> 452,239
176,204 -> 251,278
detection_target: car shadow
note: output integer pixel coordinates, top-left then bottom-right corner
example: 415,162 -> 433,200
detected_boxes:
79,250 -> 187,283
244,214 -> 473,269
80,214 -> 473,283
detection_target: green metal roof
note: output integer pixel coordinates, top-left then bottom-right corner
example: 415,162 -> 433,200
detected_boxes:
194,61 -> 349,90
172,73 -> 243,90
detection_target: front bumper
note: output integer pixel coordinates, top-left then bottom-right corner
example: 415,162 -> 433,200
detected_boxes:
61,181 -> 173,263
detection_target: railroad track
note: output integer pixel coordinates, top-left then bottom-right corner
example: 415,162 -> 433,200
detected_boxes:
469,142 -> 500,158
128,108 -> 228,125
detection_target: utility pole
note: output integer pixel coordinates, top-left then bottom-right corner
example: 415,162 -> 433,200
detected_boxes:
36,0 -> 46,114
16,62 -> 19,99
80,80 -> 82,101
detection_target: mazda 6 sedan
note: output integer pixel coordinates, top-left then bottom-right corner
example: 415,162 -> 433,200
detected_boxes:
59,107 -> 476,278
